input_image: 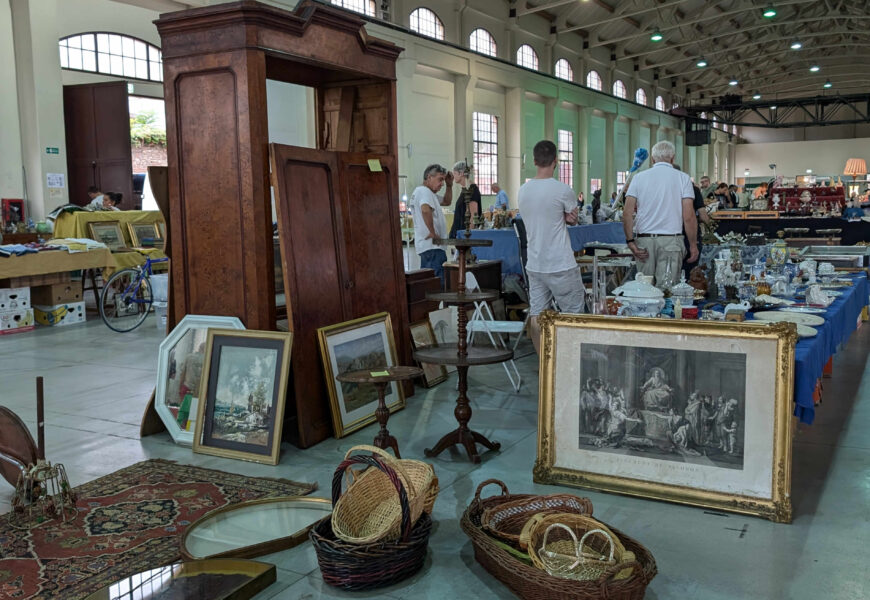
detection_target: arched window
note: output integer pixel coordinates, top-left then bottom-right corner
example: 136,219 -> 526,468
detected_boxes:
516,44 -> 539,70
554,58 -> 573,81
612,80 -> 627,99
712,115 -> 718,129
331,0 -> 376,16
409,8 -> 444,40
59,33 -> 162,82
635,88 -> 647,105
700,111 -> 707,120
586,70 -> 602,91
655,95 -> 665,111
469,28 -> 497,57
732,123 -> 738,135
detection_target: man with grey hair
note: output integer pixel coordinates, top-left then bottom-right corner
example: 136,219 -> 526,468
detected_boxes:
623,140 -> 698,288
411,164 -> 454,283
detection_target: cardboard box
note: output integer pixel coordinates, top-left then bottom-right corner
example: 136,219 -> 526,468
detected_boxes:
0,286 -> 30,312
33,302 -> 86,327
0,307 -> 34,333
30,282 -> 82,305
1,271 -> 70,288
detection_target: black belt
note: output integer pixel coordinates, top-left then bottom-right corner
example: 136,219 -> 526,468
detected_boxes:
637,233 -> 683,238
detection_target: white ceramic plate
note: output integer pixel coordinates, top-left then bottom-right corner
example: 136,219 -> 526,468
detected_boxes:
754,311 -> 825,327
797,325 -> 818,338
778,306 -> 827,314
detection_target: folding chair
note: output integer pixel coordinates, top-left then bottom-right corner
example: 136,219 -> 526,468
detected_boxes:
465,271 -> 525,392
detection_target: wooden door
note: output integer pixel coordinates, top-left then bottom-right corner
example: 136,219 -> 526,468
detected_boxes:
63,82 -> 133,207
270,143 -> 349,447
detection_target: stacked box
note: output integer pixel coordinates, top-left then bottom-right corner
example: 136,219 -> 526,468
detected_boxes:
33,302 -> 86,327
1,271 -> 70,288
30,281 -> 83,305
0,286 -> 34,334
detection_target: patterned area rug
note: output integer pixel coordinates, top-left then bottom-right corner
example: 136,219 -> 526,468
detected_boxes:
0,459 -> 317,599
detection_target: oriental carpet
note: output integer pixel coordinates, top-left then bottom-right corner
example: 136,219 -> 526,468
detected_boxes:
0,459 -> 316,599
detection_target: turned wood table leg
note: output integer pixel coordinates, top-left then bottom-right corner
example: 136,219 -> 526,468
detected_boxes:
372,381 -> 400,458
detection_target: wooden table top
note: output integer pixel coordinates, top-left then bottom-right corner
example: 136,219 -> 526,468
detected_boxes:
336,365 -> 424,384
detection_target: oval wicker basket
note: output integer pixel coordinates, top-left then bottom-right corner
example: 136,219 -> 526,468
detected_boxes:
331,445 -> 437,544
481,492 -> 593,548
460,479 -> 656,600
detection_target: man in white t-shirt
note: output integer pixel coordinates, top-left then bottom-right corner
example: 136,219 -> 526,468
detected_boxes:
410,164 -> 453,283
518,140 -> 584,354
623,140 -> 698,288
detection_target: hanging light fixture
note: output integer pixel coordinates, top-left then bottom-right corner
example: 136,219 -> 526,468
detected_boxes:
696,57 -> 708,68
650,28 -> 663,42
823,80 -> 832,88
763,6 -> 777,18
752,93 -> 762,100
770,105 -> 777,110
790,41 -> 802,50
809,65 -> 820,72
729,78 -> 739,86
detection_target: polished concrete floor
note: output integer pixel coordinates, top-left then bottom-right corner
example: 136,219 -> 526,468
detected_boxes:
1,316 -> 868,599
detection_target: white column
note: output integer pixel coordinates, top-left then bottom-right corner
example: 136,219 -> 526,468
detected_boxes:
544,96 -> 557,142
577,105 -> 589,200
649,124 -> 659,153
11,0 -> 69,220
453,73 -> 475,166
604,112 -> 615,197
0,0 -> 24,200
505,86 -> 523,208
628,118 -> 641,166
707,137 -> 716,182
395,57 -> 417,180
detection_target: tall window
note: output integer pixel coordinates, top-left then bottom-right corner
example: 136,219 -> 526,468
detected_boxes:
59,33 -> 162,82
613,80 -> 627,99
712,115 -> 718,129
590,178 -> 602,192
586,70 -> 602,91
331,0 -> 376,16
732,123 -> 738,135
655,95 -> 665,111
635,88 -> 647,105
409,8 -> 444,40
469,28 -> 497,57
714,153 -> 720,182
473,112 -> 498,190
516,44 -> 539,70
557,130 -> 574,187
554,59 -> 573,82
617,171 -> 628,195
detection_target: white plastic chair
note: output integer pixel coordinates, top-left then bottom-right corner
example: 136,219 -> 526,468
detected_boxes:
465,272 -> 525,392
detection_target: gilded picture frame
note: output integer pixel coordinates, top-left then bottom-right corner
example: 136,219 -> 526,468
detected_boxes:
127,222 -> 161,247
193,329 -> 293,465
533,312 -> 797,523
318,312 -> 404,438
87,221 -> 126,251
409,320 -> 448,387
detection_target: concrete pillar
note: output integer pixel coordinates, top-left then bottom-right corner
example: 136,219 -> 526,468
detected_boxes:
395,57 -> 417,181
11,0 -> 69,220
604,112 -> 615,198
544,96 -> 557,143
649,124 -> 659,153
453,73 -> 475,168
628,118 -> 641,167
0,0 -> 24,200
577,105 -> 589,201
505,86 -> 523,208
682,134 -> 691,174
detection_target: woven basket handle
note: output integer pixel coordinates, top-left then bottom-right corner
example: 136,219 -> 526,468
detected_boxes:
343,444 -> 418,498
472,479 -> 509,505
579,528 -> 615,563
539,523 -> 583,571
595,560 -> 645,589
332,454 -> 413,542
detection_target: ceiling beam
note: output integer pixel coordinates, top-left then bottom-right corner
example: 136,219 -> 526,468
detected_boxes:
692,62 -> 870,94
516,0 -> 577,17
556,0 -> 691,34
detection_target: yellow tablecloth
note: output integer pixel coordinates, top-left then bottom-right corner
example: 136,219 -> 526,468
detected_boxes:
110,248 -> 169,273
53,210 -> 165,247
0,248 -> 114,280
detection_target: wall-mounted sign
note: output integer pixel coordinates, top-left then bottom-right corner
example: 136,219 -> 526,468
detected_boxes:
45,147 -> 59,155
46,173 -> 65,188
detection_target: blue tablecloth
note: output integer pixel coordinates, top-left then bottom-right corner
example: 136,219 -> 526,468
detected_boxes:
465,223 -> 626,275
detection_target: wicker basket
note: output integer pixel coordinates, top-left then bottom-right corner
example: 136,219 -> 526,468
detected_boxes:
525,514 -> 636,582
310,454 -> 432,591
482,492 -> 593,548
460,479 -> 656,600
331,445 -> 437,544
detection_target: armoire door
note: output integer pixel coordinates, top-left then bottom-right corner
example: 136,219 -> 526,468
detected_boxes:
270,143 -> 350,447
63,82 -> 133,207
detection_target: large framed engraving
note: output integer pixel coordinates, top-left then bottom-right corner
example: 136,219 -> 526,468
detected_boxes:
533,312 -> 797,523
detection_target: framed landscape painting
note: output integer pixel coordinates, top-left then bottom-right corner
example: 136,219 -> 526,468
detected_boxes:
88,221 -> 126,251
193,329 -> 292,465
533,313 -> 797,523
155,315 -> 245,446
318,312 -> 404,438
428,306 -> 457,374
128,222 -> 161,247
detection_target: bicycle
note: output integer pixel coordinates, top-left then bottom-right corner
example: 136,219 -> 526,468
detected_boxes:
98,256 -> 169,333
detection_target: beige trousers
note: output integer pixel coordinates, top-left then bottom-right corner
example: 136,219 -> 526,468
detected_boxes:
636,236 -> 686,288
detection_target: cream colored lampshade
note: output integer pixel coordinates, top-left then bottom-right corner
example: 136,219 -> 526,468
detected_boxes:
844,158 -> 867,177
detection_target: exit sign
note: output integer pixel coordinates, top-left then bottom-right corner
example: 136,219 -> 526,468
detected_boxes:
45,147 -> 59,155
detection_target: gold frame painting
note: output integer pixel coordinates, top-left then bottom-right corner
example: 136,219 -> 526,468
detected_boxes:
87,220 -> 126,251
533,312 -> 796,523
318,312 -> 404,438
409,320 -> 448,387
193,329 -> 293,465
127,222 -> 161,247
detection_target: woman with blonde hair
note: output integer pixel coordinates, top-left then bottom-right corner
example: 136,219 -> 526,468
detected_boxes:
448,160 -> 481,238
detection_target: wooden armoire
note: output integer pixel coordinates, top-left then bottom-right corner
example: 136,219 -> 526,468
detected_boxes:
156,1 -> 411,448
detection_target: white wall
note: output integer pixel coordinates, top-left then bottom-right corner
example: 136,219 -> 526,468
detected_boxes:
0,0 -> 24,200
735,137 -> 870,181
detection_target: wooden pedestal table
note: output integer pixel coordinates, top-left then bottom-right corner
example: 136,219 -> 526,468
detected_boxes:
414,238 -> 514,464
335,366 -> 423,459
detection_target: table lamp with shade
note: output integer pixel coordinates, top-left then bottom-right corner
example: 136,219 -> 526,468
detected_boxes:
844,158 -> 867,182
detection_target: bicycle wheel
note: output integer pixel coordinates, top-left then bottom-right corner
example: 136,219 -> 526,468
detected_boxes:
99,268 -> 153,333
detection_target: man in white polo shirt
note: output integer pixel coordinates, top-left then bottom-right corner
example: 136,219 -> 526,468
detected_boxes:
411,164 -> 453,284
518,140 -> 583,354
622,141 -> 698,288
